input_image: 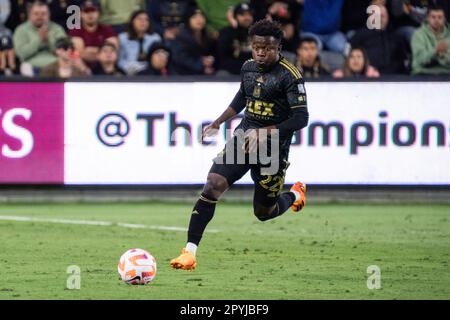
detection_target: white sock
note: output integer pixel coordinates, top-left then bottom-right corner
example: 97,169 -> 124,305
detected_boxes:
186,242 -> 198,256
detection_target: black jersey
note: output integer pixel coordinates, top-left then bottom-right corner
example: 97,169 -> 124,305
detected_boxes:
230,56 -> 308,134
211,56 -> 309,190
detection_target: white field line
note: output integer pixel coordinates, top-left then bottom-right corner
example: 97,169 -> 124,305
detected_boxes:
0,216 -> 219,233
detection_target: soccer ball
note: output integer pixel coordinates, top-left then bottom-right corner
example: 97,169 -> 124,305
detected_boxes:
118,248 -> 157,285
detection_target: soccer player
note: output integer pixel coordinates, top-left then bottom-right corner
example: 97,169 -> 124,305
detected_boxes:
170,20 -> 309,271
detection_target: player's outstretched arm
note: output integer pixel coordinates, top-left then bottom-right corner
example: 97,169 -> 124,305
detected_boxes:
203,107 -> 238,138
203,82 -> 246,138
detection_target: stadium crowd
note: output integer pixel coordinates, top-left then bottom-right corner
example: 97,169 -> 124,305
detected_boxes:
0,0 -> 450,79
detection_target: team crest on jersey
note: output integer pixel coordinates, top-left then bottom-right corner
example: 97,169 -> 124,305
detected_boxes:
253,76 -> 264,98
253,83 -> 262,98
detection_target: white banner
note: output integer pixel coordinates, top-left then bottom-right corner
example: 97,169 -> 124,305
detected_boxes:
65,82 -> 450,185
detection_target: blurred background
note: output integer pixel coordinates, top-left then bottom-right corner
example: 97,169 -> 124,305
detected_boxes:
1,0 -> 450,78
0,0 -> 449,203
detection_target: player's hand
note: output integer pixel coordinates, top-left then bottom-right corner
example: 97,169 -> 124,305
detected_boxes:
203,121 -> 220,139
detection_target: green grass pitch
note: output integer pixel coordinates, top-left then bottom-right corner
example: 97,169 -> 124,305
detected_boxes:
0,201 -> 449,300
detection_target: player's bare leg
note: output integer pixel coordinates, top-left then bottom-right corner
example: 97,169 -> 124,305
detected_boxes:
170,173 -> 229,270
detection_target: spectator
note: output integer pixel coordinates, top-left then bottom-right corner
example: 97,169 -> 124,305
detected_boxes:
0,30 -> 18,76
138,42 -> 174,76
171,7 -> 216,75
294,37 -> 330,78
301,0 -> 349,55
391,0 -> 450,42
391,0 -> 430,43
5,0 -> 31,31
411,5 -> 450,75
0,0 -> 19,76
99,0 -> 145,33
351,4 -> 408,74
250,0 -> 302,25
40,37 -> 90,78
196,0 -> 243,32
69,0 -> 118,68
146,0 -> 197,41
333,47 -> 380,78
92,41 -> 124,76
265,1 -> 302,52
13,0 -> 67,72
118,9 -> 161,75
217,3 -> 253,75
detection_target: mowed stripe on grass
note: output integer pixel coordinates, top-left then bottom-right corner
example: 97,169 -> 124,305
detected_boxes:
0,202 -> 449,300
0,215 -> 219,233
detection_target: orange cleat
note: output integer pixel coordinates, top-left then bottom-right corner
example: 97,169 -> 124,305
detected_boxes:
170,248 -> 197,271
290,182 -> 307,212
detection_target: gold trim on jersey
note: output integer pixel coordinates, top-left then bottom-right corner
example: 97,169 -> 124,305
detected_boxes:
279,59 -> 302,79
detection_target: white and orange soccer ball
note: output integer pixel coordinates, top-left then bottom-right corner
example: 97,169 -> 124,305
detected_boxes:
118,249 -> 157,285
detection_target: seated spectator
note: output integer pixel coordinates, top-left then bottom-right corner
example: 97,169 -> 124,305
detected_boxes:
40,37 -> 90,78
0,31 -> 19,76
333,47 -> 380,78
294,37 -> 330,78
92,41 -> 124,76
5,0 -> 30,31
118,9 -> 161,75
146,0 -> 197,41
301,0 -> 349,55
436,0 -> 450,21
69,0 -> 118,68
99,0 -> 145,34
411,5 -> 450,75
217,3 -> 253,75
138,42 -> 174,76
171,7 -> 217,75
250,0 -> 302,24
266,1 -> 301,52
390,1 -> 450,41
13,0 -> 67,72
391,0 -> 430,43
0,1 -> 16,76
351,4 -> 408,74
196,0 -> 242,33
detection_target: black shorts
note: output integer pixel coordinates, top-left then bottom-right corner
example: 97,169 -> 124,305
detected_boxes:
209,136 -> 291,207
